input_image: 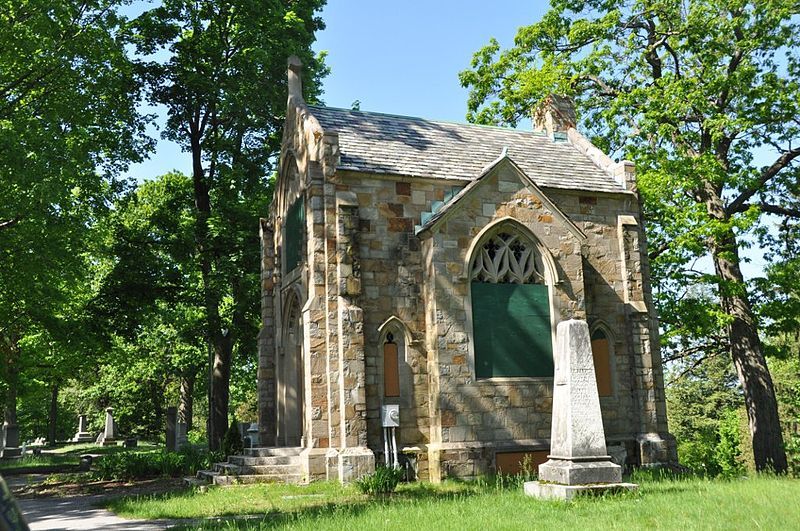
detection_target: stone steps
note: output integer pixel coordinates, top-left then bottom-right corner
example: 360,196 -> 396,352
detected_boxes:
228,455 -> 300,466
197,469 -> 303,486
244,447 -> 303,457
195,447 -> 305,486
212,462 -> 301,476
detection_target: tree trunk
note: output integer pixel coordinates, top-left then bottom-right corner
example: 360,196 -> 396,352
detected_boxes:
189,125 -> 232,451
712,229 -> 788,473
48,384 -> 58,446
179,370 -> 197,433
209,338 -> 232,450
3,335 -> 19,427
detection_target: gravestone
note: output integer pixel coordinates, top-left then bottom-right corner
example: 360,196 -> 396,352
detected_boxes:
1,422 -> 20,458
165,407 -> 177,452
524,320 -> 637,500
72,414 -> 94,443
96,407 -> 118,446
175,422 -> 188,450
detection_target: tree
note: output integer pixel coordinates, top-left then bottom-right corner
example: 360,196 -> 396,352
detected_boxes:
90,172 -> 206,435
133,0 -> 327,449
460,0 -> 799,472
0,0 -> 150,436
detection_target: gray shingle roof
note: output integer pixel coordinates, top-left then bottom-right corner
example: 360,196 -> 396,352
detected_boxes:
308,105 -> 624,193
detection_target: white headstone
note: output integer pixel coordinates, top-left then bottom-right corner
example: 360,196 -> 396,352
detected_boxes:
73,414 -> 94,443
97,407 -> 118,446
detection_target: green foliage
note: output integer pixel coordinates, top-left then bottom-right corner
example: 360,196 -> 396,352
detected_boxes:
668,354 -> 748,476
769,356 -> 800,476
713,409 -> 745,478
222,418 -> 244,457
129,0 -> 327,448
461,0 -> 800,471
94,446 -> 222,481
354,466 -> 405,496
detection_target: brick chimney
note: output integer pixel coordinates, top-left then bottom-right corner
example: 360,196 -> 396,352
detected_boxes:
533,94 -> 577,139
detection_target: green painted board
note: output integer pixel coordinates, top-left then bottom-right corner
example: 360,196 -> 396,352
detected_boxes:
471,282 -> 554,378
285,197 -> 304,272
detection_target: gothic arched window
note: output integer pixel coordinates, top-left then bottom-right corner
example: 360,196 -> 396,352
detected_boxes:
590,327 -> 614,397
470,225 -> 554,378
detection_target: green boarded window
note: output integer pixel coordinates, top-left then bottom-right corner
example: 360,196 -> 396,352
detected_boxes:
470,229 -> 553,378
285,196 -> 305,272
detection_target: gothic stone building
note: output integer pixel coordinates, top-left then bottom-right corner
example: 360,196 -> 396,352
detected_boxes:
257,58 -> 677,483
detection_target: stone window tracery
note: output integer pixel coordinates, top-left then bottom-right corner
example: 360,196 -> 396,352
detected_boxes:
469,224 -> 553,379
470,231 -> 544,284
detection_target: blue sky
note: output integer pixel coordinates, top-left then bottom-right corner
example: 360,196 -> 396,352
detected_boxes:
125,1 -> 544,181
121,1 -> 768,278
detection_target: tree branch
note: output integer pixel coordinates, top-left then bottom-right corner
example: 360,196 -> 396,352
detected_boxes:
0,216 -> 23,231
727,147 -> 800,215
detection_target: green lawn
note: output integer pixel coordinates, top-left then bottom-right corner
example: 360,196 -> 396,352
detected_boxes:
46,442 -> 161,455
0,442 -> 161,471
107,473 -> 800,530
0,454 -> 77,470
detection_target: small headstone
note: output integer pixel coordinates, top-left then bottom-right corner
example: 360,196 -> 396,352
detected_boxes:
96,407 -> 118,446
247,423 -> 260,448
123,438 -> 138,448
524,320 -> 637,500
166,407 -> 177,452
73,414 -> 94,443
79,454 -> 93,471
1,422 -> 21,458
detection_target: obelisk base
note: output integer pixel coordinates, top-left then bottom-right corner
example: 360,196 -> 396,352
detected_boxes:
524,480 -> 638,501
539,456 -> 622,485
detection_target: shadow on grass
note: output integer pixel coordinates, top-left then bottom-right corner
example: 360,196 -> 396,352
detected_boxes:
155,482 -> 485,530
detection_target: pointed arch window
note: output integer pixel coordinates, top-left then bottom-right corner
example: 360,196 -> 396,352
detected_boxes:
383,332 -> 400,398
590,327 -> 614,397
470,225 -> 554,379
284,196 -> 305,273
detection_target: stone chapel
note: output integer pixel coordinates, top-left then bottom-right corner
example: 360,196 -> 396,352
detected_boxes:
256,57 -> 677,483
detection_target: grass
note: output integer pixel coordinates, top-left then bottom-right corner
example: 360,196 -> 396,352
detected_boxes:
107,472 -> 800,530
0,454 -> 77,470
46,442 -> 161,455
0,442 -> 161,471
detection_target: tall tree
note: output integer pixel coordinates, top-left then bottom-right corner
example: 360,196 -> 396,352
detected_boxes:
91,172 -> 206,434
134,0 -> 327,449
461,0 -> 799,472
0,0 -> 150,433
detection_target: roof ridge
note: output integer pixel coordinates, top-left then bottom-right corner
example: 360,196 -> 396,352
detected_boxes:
307,104 -> 542,136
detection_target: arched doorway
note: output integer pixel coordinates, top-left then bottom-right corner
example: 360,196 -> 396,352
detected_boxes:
277,293 -> 304,446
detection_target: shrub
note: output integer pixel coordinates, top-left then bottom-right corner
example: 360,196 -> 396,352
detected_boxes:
355,466 -> 405,495
222,418 -> 244,457
714,409 -> 745,478
95,452 -> 158,480
94,447 -> 222,481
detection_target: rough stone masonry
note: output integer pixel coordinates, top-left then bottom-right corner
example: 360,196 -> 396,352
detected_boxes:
253,56 -> 678,483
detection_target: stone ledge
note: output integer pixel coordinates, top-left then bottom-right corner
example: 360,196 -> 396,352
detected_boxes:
523,480 -> 638,501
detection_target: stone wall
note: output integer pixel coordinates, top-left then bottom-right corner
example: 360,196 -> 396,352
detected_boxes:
260,90 -> 676,483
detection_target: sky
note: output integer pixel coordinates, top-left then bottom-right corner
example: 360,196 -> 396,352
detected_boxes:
123,0 -> 768,278
125,1 -> 545,182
